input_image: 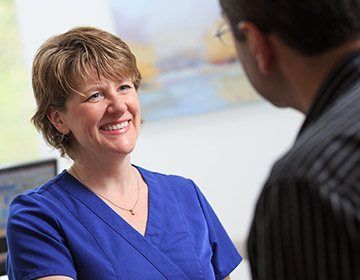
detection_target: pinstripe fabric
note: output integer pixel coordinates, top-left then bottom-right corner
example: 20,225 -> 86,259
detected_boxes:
247,49 -> 360,280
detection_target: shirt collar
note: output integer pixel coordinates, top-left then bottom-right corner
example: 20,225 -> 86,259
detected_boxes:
298,48 -> 360,136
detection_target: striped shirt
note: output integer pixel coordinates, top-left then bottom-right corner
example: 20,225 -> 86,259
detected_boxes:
247,49 -> 360,280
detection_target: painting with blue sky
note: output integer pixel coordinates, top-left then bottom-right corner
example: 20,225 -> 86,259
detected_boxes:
108,0 -> 258,121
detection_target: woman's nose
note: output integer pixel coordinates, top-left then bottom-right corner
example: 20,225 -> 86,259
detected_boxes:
107,94 -> 127,115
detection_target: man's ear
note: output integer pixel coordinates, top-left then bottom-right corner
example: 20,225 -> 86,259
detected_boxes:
238,21 -> 273,74
47,107 -> 70,135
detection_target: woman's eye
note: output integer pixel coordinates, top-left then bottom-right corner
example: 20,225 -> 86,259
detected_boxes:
87,92 -> 104,101
119,84 -> 132,91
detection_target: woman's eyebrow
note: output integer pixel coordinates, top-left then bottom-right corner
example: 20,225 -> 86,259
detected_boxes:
81,83 -> 106,94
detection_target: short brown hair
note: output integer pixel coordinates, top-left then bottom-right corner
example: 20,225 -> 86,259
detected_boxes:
31,26 -> 142,158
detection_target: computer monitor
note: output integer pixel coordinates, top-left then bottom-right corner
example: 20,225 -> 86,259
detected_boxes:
0,159 -> 57,275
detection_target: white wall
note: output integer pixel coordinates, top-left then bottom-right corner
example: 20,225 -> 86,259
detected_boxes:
14,0 -> 115,70
15,0 -> 304,278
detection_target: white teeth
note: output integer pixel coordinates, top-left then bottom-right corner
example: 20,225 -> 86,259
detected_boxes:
102,121 -> 129,131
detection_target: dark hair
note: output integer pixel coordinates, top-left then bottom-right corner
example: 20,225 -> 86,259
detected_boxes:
220,0 -> 360,55
32,26 -> 142,158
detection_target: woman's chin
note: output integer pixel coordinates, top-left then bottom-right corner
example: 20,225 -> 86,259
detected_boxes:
111,142 -> 137,156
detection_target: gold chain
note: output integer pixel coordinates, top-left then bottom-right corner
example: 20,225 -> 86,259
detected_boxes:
70,166 -> 140,215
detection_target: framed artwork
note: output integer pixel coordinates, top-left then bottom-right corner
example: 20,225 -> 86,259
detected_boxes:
109,0 -> 258,121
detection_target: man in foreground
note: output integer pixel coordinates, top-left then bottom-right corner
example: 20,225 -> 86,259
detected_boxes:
218,0 -> 360,279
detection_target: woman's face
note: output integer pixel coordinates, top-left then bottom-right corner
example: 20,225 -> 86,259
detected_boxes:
52,74 -> 141,161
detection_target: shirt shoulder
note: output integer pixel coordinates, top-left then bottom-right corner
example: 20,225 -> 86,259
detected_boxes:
6,171 -> 77,279
7,170 -> 70,227
135,165 -> 199,198
272,89 -> 360,183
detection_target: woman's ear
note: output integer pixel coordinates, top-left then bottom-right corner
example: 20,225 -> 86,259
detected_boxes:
47,107 -> 70,134
238,21 -> 274,75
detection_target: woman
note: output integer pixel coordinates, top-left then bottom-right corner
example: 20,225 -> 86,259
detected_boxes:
6,27 -> 241,280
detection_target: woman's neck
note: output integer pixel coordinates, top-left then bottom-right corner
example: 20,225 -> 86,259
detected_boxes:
70,153 -> 136,194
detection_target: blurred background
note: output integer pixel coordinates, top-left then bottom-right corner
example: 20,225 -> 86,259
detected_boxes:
0,0 -> 304,278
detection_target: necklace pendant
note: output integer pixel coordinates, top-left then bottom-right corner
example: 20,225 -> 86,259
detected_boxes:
129,209 -> 135,215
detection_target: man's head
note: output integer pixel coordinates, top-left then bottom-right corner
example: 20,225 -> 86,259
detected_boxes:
220,0 -> 360,55
219,0 -> 360,110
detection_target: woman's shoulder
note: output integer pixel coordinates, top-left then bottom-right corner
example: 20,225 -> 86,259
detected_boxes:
6,173 -> 70,241
8,170 -> 68,216
136,164 -> 195,184
135,165 -> 200,197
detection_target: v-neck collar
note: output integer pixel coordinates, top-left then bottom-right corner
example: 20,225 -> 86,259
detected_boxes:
135,165 -> 163,246
61,165 -> 155,238
55,167 -> 191,279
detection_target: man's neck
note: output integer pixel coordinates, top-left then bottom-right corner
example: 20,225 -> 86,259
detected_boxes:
277,38 -> 360,113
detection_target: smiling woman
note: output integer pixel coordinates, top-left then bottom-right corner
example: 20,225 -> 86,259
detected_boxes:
48,76 -> 141,159
0,0 -> 38,164
5,26 -> 242,280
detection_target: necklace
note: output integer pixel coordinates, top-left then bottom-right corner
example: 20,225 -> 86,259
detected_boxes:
70,166 -> 140,216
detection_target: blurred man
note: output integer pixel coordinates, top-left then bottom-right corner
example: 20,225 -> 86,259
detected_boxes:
218,0 -> 360,279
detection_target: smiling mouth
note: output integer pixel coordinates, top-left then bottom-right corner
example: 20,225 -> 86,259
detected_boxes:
100,121 -> 129,131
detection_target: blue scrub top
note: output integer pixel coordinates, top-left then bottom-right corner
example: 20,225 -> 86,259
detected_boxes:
6,166 -> 242,280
